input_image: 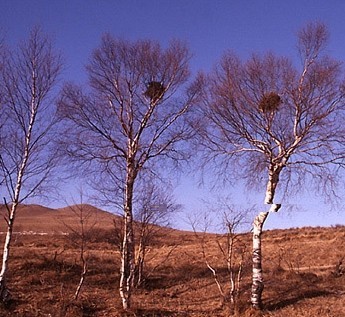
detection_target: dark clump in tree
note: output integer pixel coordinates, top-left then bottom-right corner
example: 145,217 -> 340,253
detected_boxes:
58,37 -> 200,310
258,92 -> 281,113
195,22 -> 345,310
145,81 -> 165,103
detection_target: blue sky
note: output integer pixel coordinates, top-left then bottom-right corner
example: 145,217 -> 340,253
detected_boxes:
1,0 -> 345,230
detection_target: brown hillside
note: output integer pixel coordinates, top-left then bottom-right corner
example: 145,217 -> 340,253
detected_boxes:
0,206 -> 343,316
0,204 -> 118,234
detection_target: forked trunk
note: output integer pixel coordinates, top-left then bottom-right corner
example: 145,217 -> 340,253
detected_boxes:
119,213 -> 135,309
135,239 -> 145,287
119,164 -> 136,310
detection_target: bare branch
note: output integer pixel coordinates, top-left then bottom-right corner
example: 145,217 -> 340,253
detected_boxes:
58,37 -> 198,310
196,22 -> 345,309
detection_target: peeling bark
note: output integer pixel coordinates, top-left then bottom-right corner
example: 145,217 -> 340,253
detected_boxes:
119,210 -> 135,310
253,164 -> 282,309
119,161 -> 136,310
264,165 -> 282,204
251,159 -> 284,309
251,203 -> 281,309
251,211 -> 268,309
0,212 -> 14,302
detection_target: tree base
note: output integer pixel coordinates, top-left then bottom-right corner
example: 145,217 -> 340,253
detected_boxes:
245,306 -> 264,316
0,283 -> 11,304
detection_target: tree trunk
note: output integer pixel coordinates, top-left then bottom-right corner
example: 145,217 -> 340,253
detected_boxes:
264,166 -> 281,204
251,203 -> 281,309
253,164 -> 282,309
0,138 -> 29,302
74,260 -> 87,301
251,211 -> 268,309
0,202 -> 18,302
119,163 -> 136,310
74,234 -> 87,301
135,238 -> 145,287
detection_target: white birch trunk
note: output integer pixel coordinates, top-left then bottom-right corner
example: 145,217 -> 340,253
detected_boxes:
135,239 -> 145,287
0,205 -> 16,301
119,207 -> 134,310
74,261 -> 87,301
0,188 -> 24,300
252,165 -> 282,309
119,160 -> 136,310
251,211 -> 268,309
0,89 -> 36,300
227,235 -> 235,305
74,219 -> 88,301
264,165 -> 282,204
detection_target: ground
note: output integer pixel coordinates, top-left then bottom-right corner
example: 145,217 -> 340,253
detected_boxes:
0,205 -> 343,316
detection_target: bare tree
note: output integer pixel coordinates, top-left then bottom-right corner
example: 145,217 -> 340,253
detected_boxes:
60,191 -> 96,301
58,36 -> 200,309
197,22 -> 345,309
0,27 -> 62,301
134,178 -> 181,287
191,201 -> 249,313
218,210 -> 248,311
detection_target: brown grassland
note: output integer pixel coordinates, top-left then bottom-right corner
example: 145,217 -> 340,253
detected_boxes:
0,205 -> 343,316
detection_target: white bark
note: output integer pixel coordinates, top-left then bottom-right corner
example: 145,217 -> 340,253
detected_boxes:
264,165 -> 282,204
119,161 -> 136,310
135,238 -> 145,287
251,211 -> 268,309
253,167 -> 282,309
119,215 -> 134,310
0,106 -> 34,298
74,261 -> 87,301
0,29 -> 61,300
251,203 -> 281,309
0,206 -> 15,301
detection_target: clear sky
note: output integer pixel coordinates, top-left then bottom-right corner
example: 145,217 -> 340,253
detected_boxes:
1,0 -> 345,231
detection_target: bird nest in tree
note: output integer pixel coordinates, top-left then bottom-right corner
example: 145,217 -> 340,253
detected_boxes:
258,92 -> 281,113
144,81 -> 165,103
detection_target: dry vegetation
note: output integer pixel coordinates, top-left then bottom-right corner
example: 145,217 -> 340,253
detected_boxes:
0,205 -> 344,316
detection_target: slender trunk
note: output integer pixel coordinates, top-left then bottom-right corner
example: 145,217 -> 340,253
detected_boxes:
119,162 -> 136,310
251,211 -> 268,309
135,238 -> 145,287
0,153 -> 28,301
0,202 -> 18,302
74,227 -> 87,301
227,235 -> 235,304
74,260 -> 87,301
0,88 -> 36,300
236,253 -> 244,303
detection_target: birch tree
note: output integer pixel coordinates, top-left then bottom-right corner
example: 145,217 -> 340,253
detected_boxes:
197,22 -> 345,309
134,179 -> 181,287
58,36 -> 199,309
191,205 -> 248,312
59,189 -> 96,301
0,28 -> 62,301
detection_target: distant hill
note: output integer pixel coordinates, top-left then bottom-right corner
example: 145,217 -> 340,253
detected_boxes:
0,204 -> 119,234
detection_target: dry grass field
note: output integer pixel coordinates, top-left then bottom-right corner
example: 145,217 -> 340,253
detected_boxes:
0,205 -> 343,316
